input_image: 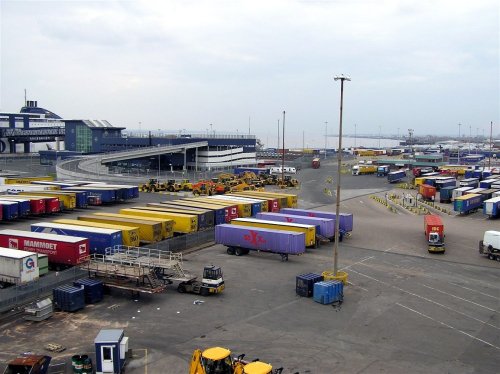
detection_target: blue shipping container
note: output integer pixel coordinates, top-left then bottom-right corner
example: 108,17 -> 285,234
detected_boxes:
74,278 -> 104,303
387,170 -> 406,183
63,187 -> 116,203
0,199 -> 29,217
215,224 -> 305,256
296,273 -> 323,297
439,186 -> 455,203
31,222 -> 122,255
313,280 -> 344,305
0,201 -> 19,220
256,212 -> 334,239
453,194 -> 483,214
53,285 -> 85,312
483,196 -> 500,218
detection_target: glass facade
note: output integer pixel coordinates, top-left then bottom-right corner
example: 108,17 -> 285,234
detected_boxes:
75,124 -> 92,152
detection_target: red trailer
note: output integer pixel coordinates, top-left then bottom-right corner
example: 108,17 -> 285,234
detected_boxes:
424,215 -> 445,253
312,158 -> 321,169
419,184 -> 436,201
14,195 -> 60,213
0,196 -> 46,215
0,229 -> 89,267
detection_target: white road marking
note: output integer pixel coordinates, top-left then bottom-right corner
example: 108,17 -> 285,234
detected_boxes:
397,303 -> 500,351
450,282 -> 500,301
340,256 -> 374,271
420,283 -> 498,313
349,268 -> 500,331
347,281 -> 368,292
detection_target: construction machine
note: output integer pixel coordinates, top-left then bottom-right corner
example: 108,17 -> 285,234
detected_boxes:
277,176 -> 299,188
180,179 -> 193,191
192,181 -> 216,196
177,265 -> 224,295
189,347 -> 283,374
166,179 -> 183,192
226,180 -> 255,192
139,178 -> 168,192
211,178 -> 230,194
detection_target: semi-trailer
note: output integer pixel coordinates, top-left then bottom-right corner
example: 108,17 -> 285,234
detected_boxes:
424,215 -> 445,253
459,178 -> 479,188
483,196 -> 500,218
0,176 -> 53,184
18,191 -> 76,210
217,194 -> 268,213
236,190 -> 297,209
255,212 -> 334,240
56,190 -> 88,208
182,198 -> 239,220
206,195 -> 261,216
215,224 -> 306,261
92,212 -> 173,239
434,177 -> 457,190
279,208 -> 354,236
387,170 -> 406,183
0,229 -> 89,267
234,191 -> 287,210
229,193 -> 280,212
200,196 -> 252,217
0,198 -> 30,217
0,248 -> 39,286
0,184 -> 55,193
146,203 -> 214,229
453,194 -> 483,214
0,201 -> 19,220
78,214 -> 163,243
84,184 -> 139,199
230,217 -> 317,247
31,222 -> 122,255
451,186 -> 474,201
479,179 -> 498,189
120,208 -> 198,234
439,186 -> 455,203
477,188 -> 500,202
61,186 -> 116,203
0,196 -> 45,215
9,194 -> 60,213
53,219 -> 141,247
479,230 -> 500,260
418,184 -> 436,201
161,200 -> 227,225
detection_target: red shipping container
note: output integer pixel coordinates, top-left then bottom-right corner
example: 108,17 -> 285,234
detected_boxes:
0,229 -> 89,266
419,184 -> 436,200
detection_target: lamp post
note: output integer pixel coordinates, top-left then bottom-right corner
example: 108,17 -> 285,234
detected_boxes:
281,111 -> 285,184
333,74 -> 350,276
458,123 -> 462,164
277,119 -> 280,151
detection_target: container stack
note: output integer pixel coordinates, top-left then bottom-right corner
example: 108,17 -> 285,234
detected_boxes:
296,273 -> 323,297
52,285 -> 85,312
313,280 -> 344,305
74,278 -> 104,304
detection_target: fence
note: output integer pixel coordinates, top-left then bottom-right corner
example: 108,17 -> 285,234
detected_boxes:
145,229 -> 215,252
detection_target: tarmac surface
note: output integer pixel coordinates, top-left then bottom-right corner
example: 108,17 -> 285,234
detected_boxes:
0,157 -> 499,373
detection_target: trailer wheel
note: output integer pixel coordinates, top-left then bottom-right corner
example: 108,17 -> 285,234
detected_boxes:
227,247 -> 235,255
488,254 -> 494,260
235,247 -> 244,256
178,283 -> 186,293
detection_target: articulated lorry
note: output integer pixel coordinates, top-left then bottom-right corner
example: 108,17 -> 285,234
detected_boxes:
424,215 -> 445,253
479,230 -> 500,261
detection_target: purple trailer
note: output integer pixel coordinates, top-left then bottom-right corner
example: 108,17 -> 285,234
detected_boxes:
255,212 -> 334,240
215,224 -> 305,261
280,208 -> 354,234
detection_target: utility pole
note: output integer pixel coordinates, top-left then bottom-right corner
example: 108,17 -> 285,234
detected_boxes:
488,121 -> 493,169
378,125 -> 381,148
248,116 -> 251,135
458,123 -> 462,164
408,129 -> 414,156
333,74 -> 350,277
281,111 -> 286,185
277,119 -> 280,151
324,121 -> 328,160
354,124 -> 357,149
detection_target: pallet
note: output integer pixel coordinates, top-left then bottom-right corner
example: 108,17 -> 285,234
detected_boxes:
45,343 -> 66,353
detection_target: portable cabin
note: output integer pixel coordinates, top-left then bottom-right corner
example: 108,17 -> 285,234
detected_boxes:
94,329 -> 128,374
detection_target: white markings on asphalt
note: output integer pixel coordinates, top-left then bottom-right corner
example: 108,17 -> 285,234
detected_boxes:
420,283 -> 498,313
384,246 -> 397,253
303,180 -> 317,184
340,256 -> 374,271
450,282 -> 500,301
347,281 -> 368,292
349,268 -> 500,331
396,303 -> 500,351
359,200 -> 364,204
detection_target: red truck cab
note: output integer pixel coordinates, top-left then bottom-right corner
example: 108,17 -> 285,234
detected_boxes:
424,215 -> 445,253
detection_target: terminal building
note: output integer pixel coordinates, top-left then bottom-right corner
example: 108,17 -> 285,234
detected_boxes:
3,101 -> 257,171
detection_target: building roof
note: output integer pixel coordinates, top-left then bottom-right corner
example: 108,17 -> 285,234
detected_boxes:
95,329 -> 124,343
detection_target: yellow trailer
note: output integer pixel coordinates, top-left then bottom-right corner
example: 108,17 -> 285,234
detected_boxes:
120,208 -> 198,234
237,190 -> 297,208
230,192 -> 283,210
228,194 -> 269,212
52,219 -> 140,247
92,212 -> 173,239
414,177 -> 425,187
78,214 -> 163,243
3,176 -> 54,184
18,191 -> 76,210
189,196 -> 251,217
231,217 -> 317,247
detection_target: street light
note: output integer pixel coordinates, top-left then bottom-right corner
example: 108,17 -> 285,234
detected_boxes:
324,121 -> 328,160
333,74 -> 350,277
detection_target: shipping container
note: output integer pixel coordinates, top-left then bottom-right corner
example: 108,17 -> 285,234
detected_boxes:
230,217 -> 317,247
161,200 -> 226,225
31,222 -> 122,255
222,194 -> 268,213
73,278 -> 104,303
78,214 -> 163,243
439,186 -> 456,203
206,195 -> 260,216
12,194 -> 60,213
91,212 -> 173,239
61,186 -> 116,203
0,201 -> 19,220
479,179 -> 498,189
234,191 -> 287,210
182,198 -> 238,221
280,208 -> 354,233
198,196 -> 252,217
236,190 -> 297,209
0,196 -> 46,215
0,229 -> 89,267
453,193 -> 483,214
296,273 -> 323,297
120,208 -> 197,234
18,191 -> 76,210
0,247 -> 39,285
483,196 -> 500,218
459,178 -> 479,188
256,212 -> 334,239
387,170 -> 406,183
145,203 -> 214,229
419,184 -> 436,200
0,198 -> 30,217
53,285 -> 85,312
53,219 -> 140,247
230,193 -> 279,212
434,177 -> 457,190
477,188 -> 500,202
313,280 -> 343,304
215,224 -> 305,259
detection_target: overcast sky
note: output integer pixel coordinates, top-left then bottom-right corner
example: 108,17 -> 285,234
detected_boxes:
1,0 -> 498,147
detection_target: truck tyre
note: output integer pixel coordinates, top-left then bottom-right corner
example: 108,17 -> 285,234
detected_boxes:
201,287 -> 209,296
227,247 -> 235,255
235,247 -> 244,256
177,284 -> 186,293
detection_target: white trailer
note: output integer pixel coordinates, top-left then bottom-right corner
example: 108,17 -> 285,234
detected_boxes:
479,231 -> 500,261
0,247 -> 39,286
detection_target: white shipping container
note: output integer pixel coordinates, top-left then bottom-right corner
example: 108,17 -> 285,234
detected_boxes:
0,247 -> 39,285
0,184 -> 54,193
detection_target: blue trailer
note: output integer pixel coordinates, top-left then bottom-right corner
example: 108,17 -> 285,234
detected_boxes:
439,186 -> 456,203
95,329 -> 128,374
256,212 -> 334,240
58,190 -> 88,208
387,170 -> 406,183
454,194 -> 483,215
434,177 -> 457,190
459,178 -> 479,188
0,201 -> 19,220
280,208 -> 354,236
161,200 -> 226,225
86,184 -> 139,199
377,165 -> 390,177
480,179 -> 498,189
63,187 -> 116,203
483,196 -> 500,218
233,167 -> 268,176
0,198 -> 30,217
31,222 -> 122,255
